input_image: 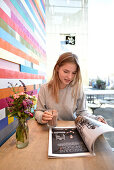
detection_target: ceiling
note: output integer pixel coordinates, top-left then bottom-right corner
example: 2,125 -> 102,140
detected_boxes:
45,0 -> 88,33
45,0 -> 88,14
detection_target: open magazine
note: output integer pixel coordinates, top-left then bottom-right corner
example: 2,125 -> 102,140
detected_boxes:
48,116 -> 114,158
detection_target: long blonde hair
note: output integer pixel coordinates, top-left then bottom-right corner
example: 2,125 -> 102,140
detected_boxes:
48,52 -> 82,103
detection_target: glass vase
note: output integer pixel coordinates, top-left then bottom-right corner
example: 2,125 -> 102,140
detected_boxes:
16,118 -> 29,149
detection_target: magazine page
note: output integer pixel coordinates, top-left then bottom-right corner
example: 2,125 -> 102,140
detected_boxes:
48,127 -> 92,158
75,116 -> 114,153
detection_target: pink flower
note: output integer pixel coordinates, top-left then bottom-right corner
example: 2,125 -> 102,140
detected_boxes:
13,94 -> 19,99
19,92 -> 24,95
22,100 -> 27,109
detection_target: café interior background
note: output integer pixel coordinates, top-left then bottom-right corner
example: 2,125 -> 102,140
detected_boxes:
0,0 -> 114,146
46,0 -> 114,86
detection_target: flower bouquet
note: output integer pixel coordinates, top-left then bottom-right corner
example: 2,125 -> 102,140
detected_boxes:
7,80 -> 37,149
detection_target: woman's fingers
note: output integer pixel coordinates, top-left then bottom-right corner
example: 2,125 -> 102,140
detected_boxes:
98,117 -> 107,124
42,111 -> 53,122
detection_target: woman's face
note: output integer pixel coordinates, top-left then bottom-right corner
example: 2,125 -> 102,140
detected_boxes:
58,63 -> 77,89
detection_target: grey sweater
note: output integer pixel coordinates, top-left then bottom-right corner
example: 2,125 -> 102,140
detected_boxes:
35,83 -> 88,124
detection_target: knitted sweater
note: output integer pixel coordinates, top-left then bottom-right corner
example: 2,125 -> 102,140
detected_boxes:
35,83 -> 88,124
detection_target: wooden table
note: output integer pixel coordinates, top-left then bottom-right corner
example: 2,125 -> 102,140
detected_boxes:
0,120 -> 114,170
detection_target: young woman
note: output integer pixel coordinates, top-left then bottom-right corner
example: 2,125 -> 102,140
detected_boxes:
35,52 -> 106,124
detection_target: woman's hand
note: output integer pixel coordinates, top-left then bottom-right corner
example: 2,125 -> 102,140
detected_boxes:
97,116 -> 107,124
41,110 -> 53,124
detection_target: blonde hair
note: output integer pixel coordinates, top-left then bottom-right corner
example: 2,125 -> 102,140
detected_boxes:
48,52 -> 82,103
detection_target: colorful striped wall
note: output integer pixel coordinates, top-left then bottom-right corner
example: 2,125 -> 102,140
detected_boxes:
0,0 -> 46,146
